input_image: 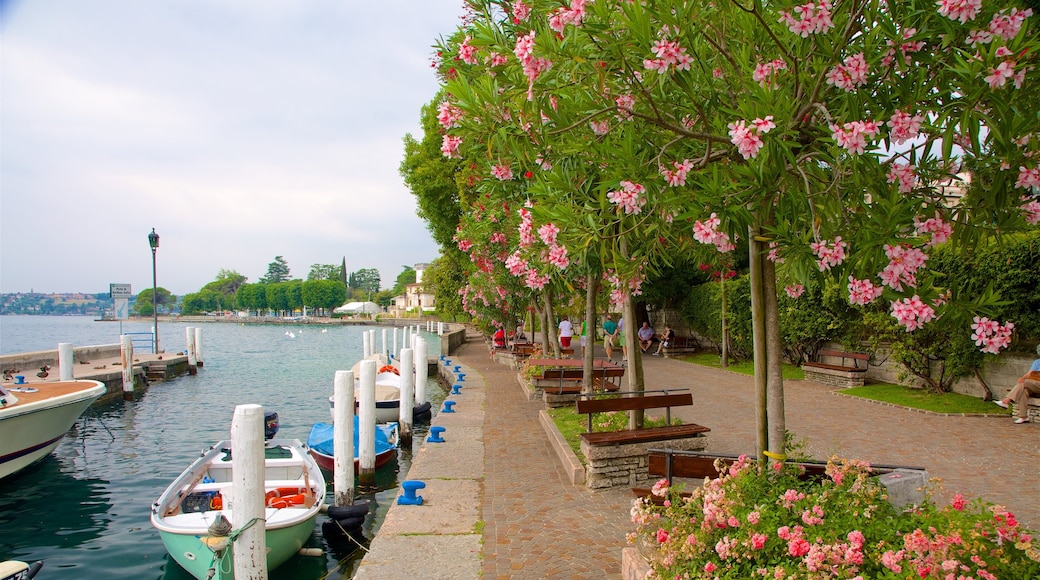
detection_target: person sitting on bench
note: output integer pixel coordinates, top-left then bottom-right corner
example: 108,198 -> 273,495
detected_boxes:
653,325 -> 674,356
994,343 -> 1040,424
638,322 -> 655,353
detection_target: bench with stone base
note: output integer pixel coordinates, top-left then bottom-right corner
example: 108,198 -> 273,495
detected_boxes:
659,336 -> 698,358
541,367 -> 625,408
801,349 -> 869,388
576,390 -> 710,490
1011,396 -> 1040,423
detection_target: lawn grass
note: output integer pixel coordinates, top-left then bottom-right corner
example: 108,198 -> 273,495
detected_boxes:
841,383 -> 1010,415
547,404 -> 671,461
679,352 -> 805,381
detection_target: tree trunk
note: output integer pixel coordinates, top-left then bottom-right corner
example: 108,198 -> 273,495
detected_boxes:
542,287 -> 559,357
583,270 -> 599,394
748,227 -> 769,463
721,274 -> 729,368
762,253 -> 786,456
974,368 -> 994,401
619,237 -> 645,429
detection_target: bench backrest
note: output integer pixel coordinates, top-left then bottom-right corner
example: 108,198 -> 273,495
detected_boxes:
816,349 -> 869,361
541,368 -> 584,379
576,392 -> 692,414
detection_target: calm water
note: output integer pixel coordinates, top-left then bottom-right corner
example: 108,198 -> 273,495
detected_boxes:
0,316 -> 444,579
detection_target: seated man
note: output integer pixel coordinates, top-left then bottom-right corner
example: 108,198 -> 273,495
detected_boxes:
637,321 -> 655,353
654,325 -> 675,356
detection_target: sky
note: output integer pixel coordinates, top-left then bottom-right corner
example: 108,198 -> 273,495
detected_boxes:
0,0 -> 462,296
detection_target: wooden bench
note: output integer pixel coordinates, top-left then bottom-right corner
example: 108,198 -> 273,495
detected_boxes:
801,349 -> 869,387
633,449 -> 927,506
574,390 -> 710,489
540,366 -> 624,407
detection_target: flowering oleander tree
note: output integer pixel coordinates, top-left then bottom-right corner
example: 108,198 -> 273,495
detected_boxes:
433,0 -> 1040,455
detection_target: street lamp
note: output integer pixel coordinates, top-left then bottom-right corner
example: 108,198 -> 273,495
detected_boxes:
148,228 -> 160,354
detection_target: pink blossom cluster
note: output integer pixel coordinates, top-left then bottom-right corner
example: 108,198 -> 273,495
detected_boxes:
456,238 -> 473,252
753,59 -> 788,88
1022,197 -> 1040,225
784,284 -> 805,298
491,163 -> 513,180
458,35 -> 478,65
535,154 -> 552,171
985,58 -> 1027,90
779,489 -> 806,509
810,237 -> 847,271
485,51 -> 508,69
590,119 -> 610,136
825,53 -> 868,92
890,295 -> 936,331
881,28 -> 924,67
505,251 -> 528,276
971,316 -> 1015,354
660,159 -> 694,187
693,213 -> 736,253
548,0 -> 586,34
938,0 -> 982,23
441,134 -> 462,158
607,180 -> 647,215
603,269 -> 645,307
512,0 -> 530,22
643,37 -> 692,73
490,232 -> 507,244
537,222 -> 559,245
524,268 -> 550,289
778,1 -> 835,37
914,212 -> 953,246
988,8 -> 1033,41
879,244 -> 928,290
728,116 -> 775,159
767,242 -> 785,263
848,276 -> 885,306
517,206 -> 536,247
800,505 -> 825,526
830,120 -> 880,155
887,109 -> 924,145
1016,166 -> 1040,189
615,93 -> 634,120
437,101 -> 464,129
546,243 -> 569,269
777,525 -> 811,557
887,163 -> 917,194
514,31 -> 552,100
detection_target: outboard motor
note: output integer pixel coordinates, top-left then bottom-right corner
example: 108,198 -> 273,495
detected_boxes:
264,411 -> 280,440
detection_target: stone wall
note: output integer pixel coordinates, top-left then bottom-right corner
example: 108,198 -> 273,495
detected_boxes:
801,366 -> 866,388
581,436 -> 708,490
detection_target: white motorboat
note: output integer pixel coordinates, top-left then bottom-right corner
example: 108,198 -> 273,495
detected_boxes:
0,380 -> 107,481
329,370 -> 404,424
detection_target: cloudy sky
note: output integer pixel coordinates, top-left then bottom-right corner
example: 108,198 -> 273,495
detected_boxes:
1,0 -> 462,296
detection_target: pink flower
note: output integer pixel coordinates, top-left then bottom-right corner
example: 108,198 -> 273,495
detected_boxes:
747,511 -> 761,524
879,244 -> 928,291
971,316 -> 1015,354
651,478 -> 670,497
1015,166 -> 1040,190
590,119 -> 610,136
615,93 -> 635,120
524,268 -> 549,290
778,1 -> 835,37
491,164 -> 513,181
887,163 -> 917,193
751,533 -> 768,550
1022,197 -> 1040,225
693,213 -> 736,253
441,134 -> 462,158
890,295 -> 936,331
607,181 -> 647,215
512,0 -> 530,21
810,237 -> 848,271
458,35 -> 478,65
437,101 -> 464,129
537,223 -> 560,245
505,252 -> 528,276
753,59 -> 788,88
785,284 -> 805,298
989,8 -> 1033,41
937,0 -> 982,23
457,239 -> 473,252
831,120 -> 880,155
985,61 -> 1017,89
881,549 -> 904,572
951,493 -> 967,511
661,159 -> 694,187
914,212 -> 952,246
546,244 -> 569,269
825,52 -> 869,91
887,110 -> 924,145
728,116 -> 775,159
643,36 -> 692,73
704,561 -> 717,573
655,527 -> 669,543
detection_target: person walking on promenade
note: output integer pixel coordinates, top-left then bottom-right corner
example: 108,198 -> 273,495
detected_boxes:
558,316 -> 573,350
579,319 -> 588,357
617,317 -> 627,360
994,343 -> 1040,424
602,314 -> 619,360
638,321 -> 655,353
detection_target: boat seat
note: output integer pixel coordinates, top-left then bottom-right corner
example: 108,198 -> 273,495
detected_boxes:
161,507 -> 311,532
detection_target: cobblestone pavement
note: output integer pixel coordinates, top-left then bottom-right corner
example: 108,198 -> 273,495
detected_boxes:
451,338 -> 1039,579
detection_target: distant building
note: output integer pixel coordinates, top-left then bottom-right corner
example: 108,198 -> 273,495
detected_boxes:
391,263 -> 435,316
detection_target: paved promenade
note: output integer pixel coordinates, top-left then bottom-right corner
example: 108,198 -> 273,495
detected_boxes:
363,333 -> 1037,579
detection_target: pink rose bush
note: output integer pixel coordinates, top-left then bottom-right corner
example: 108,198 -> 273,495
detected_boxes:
631,456 -> 1040,578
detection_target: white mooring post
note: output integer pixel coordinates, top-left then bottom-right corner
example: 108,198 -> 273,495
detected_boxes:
415,337 -> 429,404
438,322 -> 444,336
194,327 -> 204,367
333,370 -> 355,506
362,331 -> 371,358
186,328 -> 197,375
357,360 -> 377,483
368,330 -> 377,357
230,404 -> 268,579
393,328 -> 399,358
119,336 -> 133,400
58,342 -> 74,381
381,328 -> 388,359
398,348 -> 414,445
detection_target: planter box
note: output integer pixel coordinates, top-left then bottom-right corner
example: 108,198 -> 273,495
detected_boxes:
581,435 -> 708,490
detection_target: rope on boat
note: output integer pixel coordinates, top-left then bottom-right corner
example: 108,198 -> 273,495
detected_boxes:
204,516 -> 265,580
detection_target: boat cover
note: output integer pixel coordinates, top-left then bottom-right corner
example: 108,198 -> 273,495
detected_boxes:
307,417 -> 395,458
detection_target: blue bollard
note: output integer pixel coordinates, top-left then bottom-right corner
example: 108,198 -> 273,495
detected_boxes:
398,480 -> 425,506
14,376 -> 25,385
427,426 -> 446,443
453,365 -> 461,373
451,383 -> 462,394
456,373 -> 466,382
443,359 -> 452,367
439,355 -> 445,361
442,400 -> 456,413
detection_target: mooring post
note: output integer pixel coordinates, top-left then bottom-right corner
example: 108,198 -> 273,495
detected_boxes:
357,359 -> 377,484
194,327 -> 204,367
362,331 -> 371,358
185,327 -> 197,375
393,327 -> 399,359
398,348 -> 414,446
230,404 -> 267,579
438,322 -> 444,336
381,328 -> 388,360
333,370 -> 355,507
58,342 -> 74,381
415,337 -> 428,405
119,336 -> 133,400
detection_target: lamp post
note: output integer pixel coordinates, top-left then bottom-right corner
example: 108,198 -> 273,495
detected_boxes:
148,228 -> 160,354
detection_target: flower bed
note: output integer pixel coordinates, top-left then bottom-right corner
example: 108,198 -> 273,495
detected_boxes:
630,456 -> 1039,579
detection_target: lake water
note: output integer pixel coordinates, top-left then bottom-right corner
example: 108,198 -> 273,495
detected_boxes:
0,315 -> 444,579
